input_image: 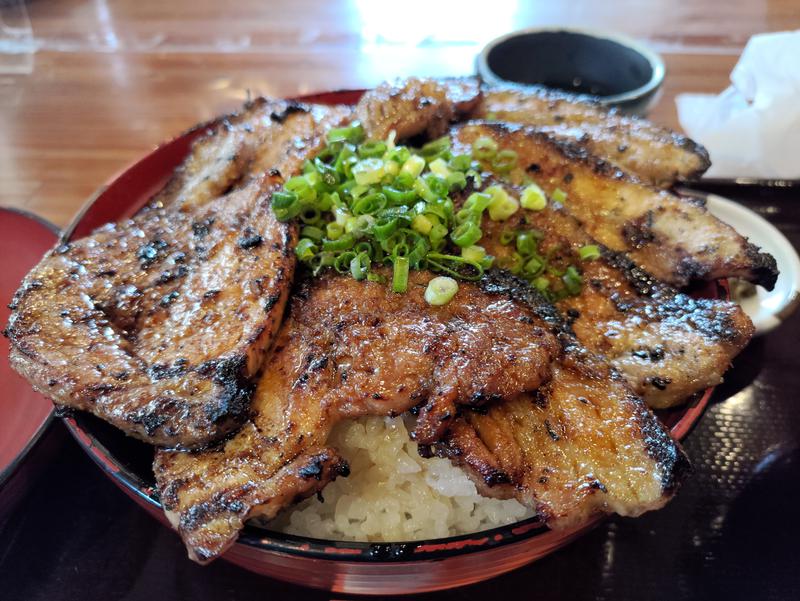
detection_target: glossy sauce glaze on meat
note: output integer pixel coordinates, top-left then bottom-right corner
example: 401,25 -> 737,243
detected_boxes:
452,177 -> 754,408
453,122 -> 778,289
151,98 -> 353,210
5,102 -> 351,448
154,271 -> 560,562
434,271 -> 691,526
473,83 -> 711,187
356,77 -> 482,141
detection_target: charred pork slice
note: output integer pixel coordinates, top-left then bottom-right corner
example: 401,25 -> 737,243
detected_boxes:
461,180 -> 754,408
474,83 -> 710,187
453,122 -> 778,289
5,104 -> 351,448
437,271 -> 691,527
7,178 -> 294,448
356,77 -> 481,141
154,271 -> 559,563
151,98 -> 353,212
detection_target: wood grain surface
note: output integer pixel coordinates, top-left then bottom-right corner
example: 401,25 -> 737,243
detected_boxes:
0,0 -> 796,227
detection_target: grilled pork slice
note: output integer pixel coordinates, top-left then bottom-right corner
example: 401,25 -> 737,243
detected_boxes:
152,98 -> 353,211
356,77 -> 481,141
474,83 -> 710,187
437,272 -> 691,526
154,271 -> 560,563
453,122 -> 778,289
7,177 -> 294,448
462,180 -> 754,408
6,103 -> 351,448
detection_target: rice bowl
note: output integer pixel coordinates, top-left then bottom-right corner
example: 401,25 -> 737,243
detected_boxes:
267,416 -> 533,541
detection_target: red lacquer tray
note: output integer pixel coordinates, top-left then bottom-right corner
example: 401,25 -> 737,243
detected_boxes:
52,90 -> 714,595
0,209 -> 60,519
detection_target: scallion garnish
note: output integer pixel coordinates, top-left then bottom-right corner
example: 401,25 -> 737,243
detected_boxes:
578,244 -> 601,261
520,183 -> 547,211
424,276 -> 459,305
552,188 -> 568,203
270,122 -> 586,304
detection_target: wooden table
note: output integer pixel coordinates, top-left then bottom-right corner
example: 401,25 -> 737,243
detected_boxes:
1,0 -> 797,228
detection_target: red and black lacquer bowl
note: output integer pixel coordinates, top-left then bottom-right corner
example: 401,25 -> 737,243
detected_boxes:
53,90 -> 716,595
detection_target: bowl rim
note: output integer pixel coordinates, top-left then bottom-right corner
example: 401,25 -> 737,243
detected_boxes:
58,87 -> 711,565
476,26 -> 666,105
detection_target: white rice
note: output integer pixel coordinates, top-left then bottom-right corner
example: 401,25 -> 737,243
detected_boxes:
266,415 -> 533,541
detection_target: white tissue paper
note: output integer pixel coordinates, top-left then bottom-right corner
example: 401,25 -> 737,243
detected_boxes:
676,30 -> 800,179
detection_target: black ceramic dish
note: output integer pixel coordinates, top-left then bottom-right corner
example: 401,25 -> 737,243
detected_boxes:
477,27 -> 665,115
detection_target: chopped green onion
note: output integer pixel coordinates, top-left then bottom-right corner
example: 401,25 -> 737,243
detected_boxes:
552,188 -> 568,203
533,276 -> 550,291
578,244 -> 601,261
428,157 -> 451,178
499,230 -> 516,245
393,256 -> 410,293
424,276 -> 459,305
486,186 -> 520,221
383,186 -> 417,205
373,216 -> 400,241
322,233 -> 355,252
327,122 -> 364,144
562,265 -> 582,294
350,252 -> 371,280
472,136 -> 498,160
345,214 -> 376,237
326,222 -> 344,240
300,225 -> 324,241
445,171 -> 467,190
515,232 -> 538,256
461,245 -> 486,264
367,272 -> 387,283
413,177 -> 438,203
400,155 -> 426,179
411,214 -> 433,235
448,154 -> 472,172
334,251 -> 357,274
429,223 -> 449,249
295,238 -> 317,261
491,149 -> 518,173
450,221 -> 482,248
352,158 -> 385,186
351,191 -> 387,215
358,140 -> 387,158
418,136 -> 451,159
523,256 -> 544,276
520,183 -> 547,211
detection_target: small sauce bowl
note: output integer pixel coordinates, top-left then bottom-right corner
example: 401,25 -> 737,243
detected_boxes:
477,27 -> 665,115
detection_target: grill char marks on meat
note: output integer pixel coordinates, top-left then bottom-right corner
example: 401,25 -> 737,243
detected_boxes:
451,175 -> 754,409
7,178 -> 294,449
356,77 -> 482,141
473,82 -> 711,187
153,270 -> 560,563
5,103 -> 353,448
436,271 -> 692,527
452,122 -> 778,290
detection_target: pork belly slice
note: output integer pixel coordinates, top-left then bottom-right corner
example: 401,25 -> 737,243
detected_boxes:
356,77 -> 482,141
6,103 -> 351,448
154,271 -> 559,563
436,271 -> 691,527
151,98 -> 353,211
457,178 -> 754,408
474,82 -> 711,187
452,122 -> 777,289
6,177 -> 295,448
